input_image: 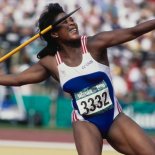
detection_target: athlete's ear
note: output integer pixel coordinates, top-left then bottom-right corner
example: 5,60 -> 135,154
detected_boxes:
51,32 -> 59,38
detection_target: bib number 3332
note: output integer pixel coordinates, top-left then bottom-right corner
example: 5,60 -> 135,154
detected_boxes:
75,81 -> 113,115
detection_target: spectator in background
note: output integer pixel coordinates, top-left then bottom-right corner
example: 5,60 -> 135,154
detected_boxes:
0,2 -> 155,155
0,0 -> 155,104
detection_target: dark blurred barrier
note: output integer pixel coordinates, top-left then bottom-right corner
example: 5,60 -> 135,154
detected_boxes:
22,96 -> 72,128
55,97 -> 155,131
122,101 -> 155,131
8,95 -> 155,130
56,97 -> 72,128
22,95 -> 52,127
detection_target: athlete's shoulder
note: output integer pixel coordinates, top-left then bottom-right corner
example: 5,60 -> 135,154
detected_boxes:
39,55 -> 56,66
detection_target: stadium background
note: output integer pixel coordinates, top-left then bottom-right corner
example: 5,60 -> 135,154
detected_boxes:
0,0 -> 155,154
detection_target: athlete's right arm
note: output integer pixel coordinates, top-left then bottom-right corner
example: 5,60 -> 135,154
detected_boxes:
0,62 -> 50,86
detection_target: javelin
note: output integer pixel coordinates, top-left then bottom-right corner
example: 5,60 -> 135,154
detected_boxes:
0,7 -> 80,63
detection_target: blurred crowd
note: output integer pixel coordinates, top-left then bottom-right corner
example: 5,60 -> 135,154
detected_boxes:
0,0 -> 155,104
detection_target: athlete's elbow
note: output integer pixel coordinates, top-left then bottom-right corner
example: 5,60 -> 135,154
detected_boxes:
14,75 -> 26,86
14,80 -> 23,87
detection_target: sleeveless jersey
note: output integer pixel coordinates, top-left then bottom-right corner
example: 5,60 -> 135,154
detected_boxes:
55,36 -> 122,135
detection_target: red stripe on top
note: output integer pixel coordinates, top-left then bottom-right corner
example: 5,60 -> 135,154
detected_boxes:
81,36 -> 85,54
55,54 -> 60,65
72,110 -> 78,122
83,36 -> 88,53
74,111 -> 79,121
55,52 -> 63,65
117,101 -> 122,113
57,52 -> 62,64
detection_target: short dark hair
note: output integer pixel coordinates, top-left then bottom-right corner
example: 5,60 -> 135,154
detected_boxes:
37,3 -> 64,59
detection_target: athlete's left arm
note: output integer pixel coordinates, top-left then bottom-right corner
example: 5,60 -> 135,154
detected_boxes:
89,19 -> 155,50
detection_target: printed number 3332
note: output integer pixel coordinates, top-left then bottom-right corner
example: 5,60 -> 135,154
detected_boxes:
80,92 -> 110,115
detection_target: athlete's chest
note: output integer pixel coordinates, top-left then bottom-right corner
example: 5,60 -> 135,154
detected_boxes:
58,53 -> 111,93
58,53 -> 100,81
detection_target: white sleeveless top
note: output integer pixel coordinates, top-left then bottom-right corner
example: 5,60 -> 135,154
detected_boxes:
55,36 -> 121,117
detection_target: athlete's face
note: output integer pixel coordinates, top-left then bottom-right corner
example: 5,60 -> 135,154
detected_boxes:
52,13 -> 80,41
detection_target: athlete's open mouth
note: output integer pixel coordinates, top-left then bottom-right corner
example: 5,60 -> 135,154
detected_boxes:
69,28 -> 78,33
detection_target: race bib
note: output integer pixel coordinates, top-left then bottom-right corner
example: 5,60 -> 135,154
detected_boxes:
74,81 -> 113,116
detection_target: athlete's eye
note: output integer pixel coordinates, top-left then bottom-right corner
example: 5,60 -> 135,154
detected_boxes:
69,17 -> 75,23
62,20 -> 67,24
